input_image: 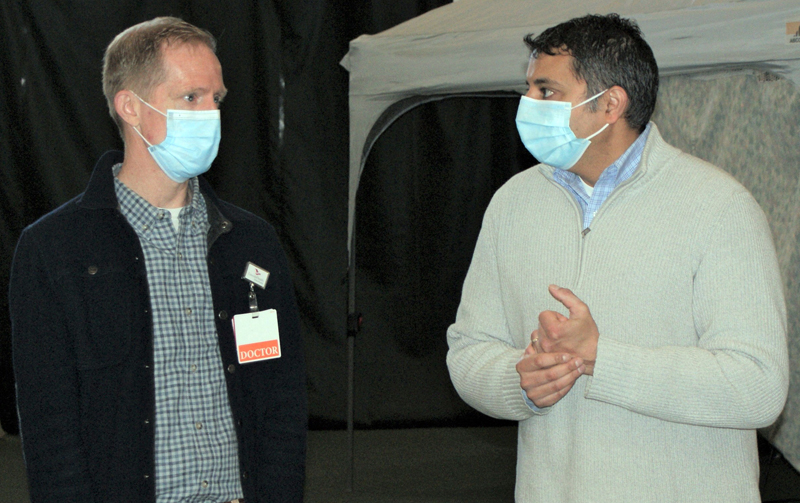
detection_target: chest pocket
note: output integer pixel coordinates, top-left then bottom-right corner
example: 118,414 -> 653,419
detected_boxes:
59,256 -> 144,369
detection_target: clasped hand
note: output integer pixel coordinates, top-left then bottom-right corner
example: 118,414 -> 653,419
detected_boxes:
515,284 -> 599,408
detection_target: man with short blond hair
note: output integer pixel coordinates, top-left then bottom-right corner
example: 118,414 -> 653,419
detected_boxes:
10,17 -> 307,503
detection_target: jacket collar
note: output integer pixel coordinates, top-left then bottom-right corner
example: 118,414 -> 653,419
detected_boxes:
78,150 -> 233,245
78,151 -> 125,210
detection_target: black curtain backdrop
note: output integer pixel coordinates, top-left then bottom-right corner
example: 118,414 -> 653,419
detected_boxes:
0,0 -> 533,432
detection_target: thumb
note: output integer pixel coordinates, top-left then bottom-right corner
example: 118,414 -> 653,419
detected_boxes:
548,284 -> 583,316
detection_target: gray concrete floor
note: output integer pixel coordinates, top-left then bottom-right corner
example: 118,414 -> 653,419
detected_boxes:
304,427 -> 517,502
0,426 -> 518,503
3,426 -> 800,502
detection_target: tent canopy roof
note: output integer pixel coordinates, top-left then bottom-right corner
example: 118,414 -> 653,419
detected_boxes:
343,0 -> 800,245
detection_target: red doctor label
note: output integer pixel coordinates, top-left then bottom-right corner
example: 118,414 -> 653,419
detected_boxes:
232,309 -> 281,364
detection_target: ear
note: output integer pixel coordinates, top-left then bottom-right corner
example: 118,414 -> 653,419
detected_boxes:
114,90 -> 141,128
603,85 -> 629,126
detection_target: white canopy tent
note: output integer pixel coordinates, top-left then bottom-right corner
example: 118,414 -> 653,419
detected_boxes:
343,0 -> 800,245
342,0 -> 800,475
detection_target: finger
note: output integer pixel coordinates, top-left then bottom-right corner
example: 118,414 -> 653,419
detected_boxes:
533,352 -> 574,369
538,310 -> 561,331
529,362 -> 585,407
533,379 -> 577,408
515,352 -> 572,374
518,355 -> 582,386
523,343 -> 535,357
530,328 -> 544,354
548,284 -> 584,316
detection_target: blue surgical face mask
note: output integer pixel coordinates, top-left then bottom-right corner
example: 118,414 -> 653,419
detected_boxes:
130,91 -> 221,183
515,89 -> 609,170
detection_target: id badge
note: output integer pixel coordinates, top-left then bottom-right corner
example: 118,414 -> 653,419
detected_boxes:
232,309 -> 281,363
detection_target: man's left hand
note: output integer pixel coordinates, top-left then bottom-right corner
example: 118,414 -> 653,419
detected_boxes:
537,284 -> 599,375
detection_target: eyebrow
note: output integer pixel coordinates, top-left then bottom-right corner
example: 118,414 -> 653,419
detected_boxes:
531,77 -> 559,87
182,87 -> 228,98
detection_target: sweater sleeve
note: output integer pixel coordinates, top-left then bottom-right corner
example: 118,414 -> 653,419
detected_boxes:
10,228 -> 95,502
585,191 -> 789,428
446,205 -> 543,421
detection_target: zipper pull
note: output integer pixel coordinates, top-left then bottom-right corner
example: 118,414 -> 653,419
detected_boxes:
582,227 -> 591,238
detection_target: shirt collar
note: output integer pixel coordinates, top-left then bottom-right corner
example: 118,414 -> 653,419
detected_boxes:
553,123 -> 651,203
112,164 -> 208,240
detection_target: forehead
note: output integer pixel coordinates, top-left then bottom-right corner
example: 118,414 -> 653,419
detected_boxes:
526,52 -> 582,88
159,41 -> 224,89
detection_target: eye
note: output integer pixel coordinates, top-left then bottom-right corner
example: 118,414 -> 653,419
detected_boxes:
541,88 -> 554,99
184,93 -> 196,103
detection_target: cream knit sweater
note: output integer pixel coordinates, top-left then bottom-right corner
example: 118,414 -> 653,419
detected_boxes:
447,123 -> 789,502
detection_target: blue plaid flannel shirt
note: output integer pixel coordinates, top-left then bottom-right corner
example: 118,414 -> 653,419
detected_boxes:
114,167 -> 243,502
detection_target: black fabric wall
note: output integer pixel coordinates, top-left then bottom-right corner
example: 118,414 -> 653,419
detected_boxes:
0,0 -> 532,432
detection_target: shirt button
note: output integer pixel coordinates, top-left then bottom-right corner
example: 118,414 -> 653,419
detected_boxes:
185,308 -> 192,315
218,310 -> 228,320
144,474 -> 150,479
87,265 -> 98,275
190,364 -> 197,373
177,252 -> 183,259
195,422 -> 203,430
157,210 -> 165,219
200,480 -> 209,488
227,364 -> 236,374
142,224 -> 149,231
241,471 -> 248,479
144,419 -> 150,425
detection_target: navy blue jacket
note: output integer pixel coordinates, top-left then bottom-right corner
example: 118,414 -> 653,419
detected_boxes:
9,151 -> 307,503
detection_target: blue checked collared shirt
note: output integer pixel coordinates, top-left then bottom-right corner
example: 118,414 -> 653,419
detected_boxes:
553,123 -> 651,229
114,166 -> 243,502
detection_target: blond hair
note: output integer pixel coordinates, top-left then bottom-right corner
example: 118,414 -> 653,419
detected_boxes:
102,17 -> 216,133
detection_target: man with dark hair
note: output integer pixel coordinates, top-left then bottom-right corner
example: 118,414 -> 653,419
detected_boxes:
447,13 -> 788,502
10,17 -> 307,503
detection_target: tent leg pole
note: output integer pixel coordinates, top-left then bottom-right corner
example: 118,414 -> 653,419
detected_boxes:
346,217 -> 360,492
346,332 -> 355,492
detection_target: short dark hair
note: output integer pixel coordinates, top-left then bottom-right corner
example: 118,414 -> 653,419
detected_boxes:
524,14 -> 658,133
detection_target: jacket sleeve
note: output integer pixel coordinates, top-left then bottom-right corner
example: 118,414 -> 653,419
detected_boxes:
9,228 -> 95,502
584,191 -> 789,428
446,205 -> 540,422
252,233 -> 308,502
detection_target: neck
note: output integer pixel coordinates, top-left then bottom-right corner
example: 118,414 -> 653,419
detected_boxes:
117,149 -> 191,208
570,123 -> 640,186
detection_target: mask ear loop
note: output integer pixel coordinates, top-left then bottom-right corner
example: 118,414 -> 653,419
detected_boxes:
127,90 -> 167,148
131,124 -> 154,148
129,90 -> 168,117
572,88 -> 610,140
571,89 -> 609,110
585,122 -> 610,140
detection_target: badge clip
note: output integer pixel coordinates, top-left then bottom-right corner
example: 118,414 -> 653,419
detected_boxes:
242,262 -> 270,315
248,283 -> 259,314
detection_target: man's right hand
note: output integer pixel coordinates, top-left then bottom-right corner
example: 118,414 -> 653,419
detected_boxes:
516,340 -> 586,408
